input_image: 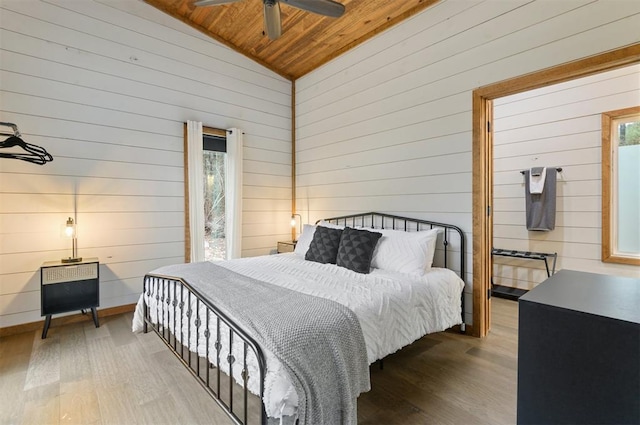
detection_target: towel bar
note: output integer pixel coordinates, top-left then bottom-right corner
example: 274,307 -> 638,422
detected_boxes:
520,167 -> 562,175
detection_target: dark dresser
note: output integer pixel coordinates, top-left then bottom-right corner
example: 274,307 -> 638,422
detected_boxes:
517,269 -> 640,425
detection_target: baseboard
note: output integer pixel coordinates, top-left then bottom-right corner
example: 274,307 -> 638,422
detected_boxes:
0,303 -> 137,338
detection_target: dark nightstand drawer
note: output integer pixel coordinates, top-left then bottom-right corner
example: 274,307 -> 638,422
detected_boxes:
41,278 -> 98,315
40,258 -> 100,338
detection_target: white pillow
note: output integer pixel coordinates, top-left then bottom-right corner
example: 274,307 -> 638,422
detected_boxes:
293,224 -> 316,256
317,220 -> 344,229
371,228 -> 439,276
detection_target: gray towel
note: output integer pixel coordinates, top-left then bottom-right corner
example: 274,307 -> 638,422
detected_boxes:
525,168 -> 557,231
530,167 -> 545,176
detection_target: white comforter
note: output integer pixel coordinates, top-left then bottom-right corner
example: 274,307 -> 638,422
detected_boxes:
133,253 -> 464,419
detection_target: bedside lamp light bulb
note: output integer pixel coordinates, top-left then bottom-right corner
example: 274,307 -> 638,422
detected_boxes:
65,217 -> 75,238
61,217 -> 81,263
290,213 -> 302,242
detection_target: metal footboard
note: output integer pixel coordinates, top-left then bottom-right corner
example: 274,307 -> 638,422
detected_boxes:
142,274 -> 267,425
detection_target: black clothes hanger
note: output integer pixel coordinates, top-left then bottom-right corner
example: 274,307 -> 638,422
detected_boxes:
0,135 -> 55,165
0,123 -> 54,165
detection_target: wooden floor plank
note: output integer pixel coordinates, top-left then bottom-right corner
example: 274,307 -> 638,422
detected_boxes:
85,336 -> 140,425
93,386 -> 138,425
24,333 -> 60,392
0,329 -> 35,373
59,379 -> 102,425
59,322 -> 92,384
106,314 -> 138,347
151,348 -> 236,425
114,339 -> 167,407
0,367 -> 28,424
22,381 -> 61,425
135,395 -> 184,425
83,318 -> 111,341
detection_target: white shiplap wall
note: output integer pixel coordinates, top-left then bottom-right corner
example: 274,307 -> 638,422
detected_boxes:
295,0 -> 640,325
0,0 -> 292,328
492,64 -> 640,290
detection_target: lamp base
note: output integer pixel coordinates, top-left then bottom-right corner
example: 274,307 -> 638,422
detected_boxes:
61,257 -> 83,263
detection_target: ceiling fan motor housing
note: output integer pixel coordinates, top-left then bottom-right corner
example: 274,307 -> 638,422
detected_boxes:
194,0 -> 346,40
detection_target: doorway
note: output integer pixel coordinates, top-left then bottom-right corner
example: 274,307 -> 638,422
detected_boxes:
471,44 -> 640,337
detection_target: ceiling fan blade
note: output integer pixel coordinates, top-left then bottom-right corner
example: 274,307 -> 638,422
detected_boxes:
282,0 -> 345,18
263,0 -> 282,40
194,0 -> 242,7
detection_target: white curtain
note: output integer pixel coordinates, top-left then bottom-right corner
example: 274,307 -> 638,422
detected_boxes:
186,120 -> 205,262
225,128 -> 243,259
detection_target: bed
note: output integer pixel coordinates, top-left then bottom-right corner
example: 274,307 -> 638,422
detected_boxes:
132,212 -> 466,425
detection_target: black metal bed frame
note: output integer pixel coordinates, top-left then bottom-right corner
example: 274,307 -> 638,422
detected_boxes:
141,212 -> 466,425
321,212 -> 466,332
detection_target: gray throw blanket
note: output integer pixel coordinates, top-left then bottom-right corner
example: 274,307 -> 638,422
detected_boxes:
151,262 -> 370,425
525,168 -> 557,231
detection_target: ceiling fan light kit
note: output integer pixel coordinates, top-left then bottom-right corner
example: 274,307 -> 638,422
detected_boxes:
194,0 -> 345,40
263,0 -> 282,39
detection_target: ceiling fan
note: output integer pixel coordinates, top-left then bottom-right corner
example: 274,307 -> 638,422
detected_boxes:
193,0 -> 346,40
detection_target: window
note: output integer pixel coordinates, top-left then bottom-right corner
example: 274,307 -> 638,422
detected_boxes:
203,133 -> 227,261
185,122 -> 243,263
602,106 -> 640,265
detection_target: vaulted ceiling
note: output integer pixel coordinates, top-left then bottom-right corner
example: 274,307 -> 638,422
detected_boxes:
144,0 -> 439,80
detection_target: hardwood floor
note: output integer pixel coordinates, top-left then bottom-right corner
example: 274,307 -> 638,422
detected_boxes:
359,298 -> 518,425
0,298 -> 518,424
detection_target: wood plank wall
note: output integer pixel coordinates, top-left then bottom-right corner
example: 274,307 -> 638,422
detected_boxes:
0,0 -> 291,328
295,0 -> 640,325
492,64 -> 640,290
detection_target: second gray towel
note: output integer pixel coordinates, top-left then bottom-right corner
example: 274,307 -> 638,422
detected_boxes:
525,168 -> 557,231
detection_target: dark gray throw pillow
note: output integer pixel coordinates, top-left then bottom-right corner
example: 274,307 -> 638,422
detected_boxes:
336,227 -> 382,274
305,226 -> 343,264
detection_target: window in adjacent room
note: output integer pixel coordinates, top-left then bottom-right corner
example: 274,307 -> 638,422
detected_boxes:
602,106 -> 640,265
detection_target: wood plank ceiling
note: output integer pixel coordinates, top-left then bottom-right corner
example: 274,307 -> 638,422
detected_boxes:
144,0 -> 439,80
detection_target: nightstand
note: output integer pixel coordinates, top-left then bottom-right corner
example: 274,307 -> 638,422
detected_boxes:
41,258 -> 100,339
277,241 -> 297,253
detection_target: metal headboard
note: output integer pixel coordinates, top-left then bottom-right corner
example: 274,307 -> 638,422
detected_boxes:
320,212 -> 466,332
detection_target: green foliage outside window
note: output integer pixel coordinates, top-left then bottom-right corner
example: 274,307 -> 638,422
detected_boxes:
619,121 -> 640,146
203,150 -> 226,261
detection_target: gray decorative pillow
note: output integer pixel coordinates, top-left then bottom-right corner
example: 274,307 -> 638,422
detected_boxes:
336,227 -> 382,274
305,226 -> 343,264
